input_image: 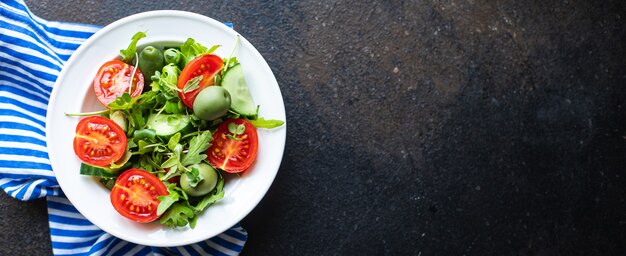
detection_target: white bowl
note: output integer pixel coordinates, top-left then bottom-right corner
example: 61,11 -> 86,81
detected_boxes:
46,11 -> 286,247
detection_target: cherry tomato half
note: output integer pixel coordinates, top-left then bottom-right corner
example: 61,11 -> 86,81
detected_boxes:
207,119 -> 259,173
110,168 -> 168,223
93,60 -> 144,107
73,116 -> 127,167
177,54 -> 224,108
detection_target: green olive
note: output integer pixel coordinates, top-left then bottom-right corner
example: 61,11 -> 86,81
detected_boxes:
180,163 -> 219,197
138,45 -> 164,78
193,86 -> 231,121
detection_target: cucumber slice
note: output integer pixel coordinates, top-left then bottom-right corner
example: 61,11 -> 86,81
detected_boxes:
80,163 -> 118,178
221,64 -> 257,116
146,113 -> 192,139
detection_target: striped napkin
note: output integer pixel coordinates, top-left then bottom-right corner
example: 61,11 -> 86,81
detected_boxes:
0,0 -> 248,255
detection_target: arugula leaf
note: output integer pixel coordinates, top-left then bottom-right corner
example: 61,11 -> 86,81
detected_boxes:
165,100 -> 184,114
161,157 -> 179,169
180,131 -> 212,166
159,203 -> 195,227
192,176 -> 224,212
161,165 -> 180,181
189,215 -> 199,229
182,75 -> 202,94
180,38 -> 220,66
157,183 -> 181,215
167,133 -> 181,151
248,117 -> 285,129
137,140 -> 155,154
119,32 -> 146,63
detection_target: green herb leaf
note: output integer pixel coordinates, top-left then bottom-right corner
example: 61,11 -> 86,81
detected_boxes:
185,166 -> 204,188
193,176 -> 224,212
180,131 -> 212,166
159,203 -> 195,227
119,32 -> 146,63
222,35 -> 240,75
228,122 -> 237,134
235,124 -> 245,135
207,44 -> 221,54
182,75 -> 203,94
189,215 -> 199,229
157,184 -> 181,215
180,38 -> 220,66
227,123 -> 245,140
248,117 -> 285,129
137,140 -> 155,154
161,165 -> 180,181
167,133 -> 181,151
161,154 -> 179,169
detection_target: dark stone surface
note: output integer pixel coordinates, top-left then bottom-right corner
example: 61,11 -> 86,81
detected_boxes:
2,0 -> 625,255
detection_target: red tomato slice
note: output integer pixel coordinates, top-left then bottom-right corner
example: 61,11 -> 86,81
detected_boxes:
93,60 -> 144,107
73,116 -> 127,167
177,54 -> 224,108
110,168 -> 168,223
207,119 -> 259,173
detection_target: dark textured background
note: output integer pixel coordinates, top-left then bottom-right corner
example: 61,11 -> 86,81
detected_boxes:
1,0 -> 625,255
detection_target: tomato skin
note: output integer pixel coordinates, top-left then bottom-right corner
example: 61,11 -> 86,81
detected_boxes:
177,54 -> 224,108
110,168 -> 168,223
93,60 -> 144,107
73,116 -> 127,167
207,119 -> 259,173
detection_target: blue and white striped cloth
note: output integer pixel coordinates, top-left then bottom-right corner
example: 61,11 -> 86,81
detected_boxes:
0,0 -> 248,255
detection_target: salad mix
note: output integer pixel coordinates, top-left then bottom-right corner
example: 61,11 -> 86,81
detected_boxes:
69,32 -> 283,228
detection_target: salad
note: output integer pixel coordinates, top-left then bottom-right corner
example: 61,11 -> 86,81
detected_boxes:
69,32 -> 283,228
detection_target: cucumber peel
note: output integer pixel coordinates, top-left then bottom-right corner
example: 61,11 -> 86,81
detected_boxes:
221,64 -> 257,116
